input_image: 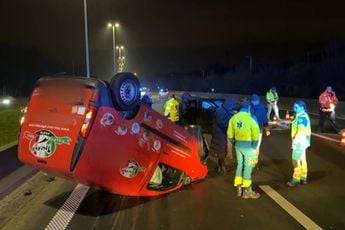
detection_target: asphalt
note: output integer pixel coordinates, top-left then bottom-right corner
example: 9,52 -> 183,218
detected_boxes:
1,97 -> 345,229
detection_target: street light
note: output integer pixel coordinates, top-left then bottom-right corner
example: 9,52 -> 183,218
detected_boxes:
107,22 -> 119,74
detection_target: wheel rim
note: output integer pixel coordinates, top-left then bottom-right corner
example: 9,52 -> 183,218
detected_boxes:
119,79 -> 137,105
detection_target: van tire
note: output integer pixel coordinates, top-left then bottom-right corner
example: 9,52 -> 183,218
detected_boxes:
110,73 -> 141,111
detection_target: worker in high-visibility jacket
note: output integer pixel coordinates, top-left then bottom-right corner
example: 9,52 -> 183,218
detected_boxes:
286,101 -> 311,187
164,94 -> 179,123
318,86 -> 339,133
227,98 -> 260,199
266,86 -> 280,120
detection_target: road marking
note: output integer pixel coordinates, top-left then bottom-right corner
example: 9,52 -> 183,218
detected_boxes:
259,185 -> 322,230
275,123 -> 341,143
45,184 -> 89,230
309,112 -> 345,120
0,140 -> 18,152
311,132 -> 340,143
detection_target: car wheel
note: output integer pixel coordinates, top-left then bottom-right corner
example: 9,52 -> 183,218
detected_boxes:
110,72 -> 141,111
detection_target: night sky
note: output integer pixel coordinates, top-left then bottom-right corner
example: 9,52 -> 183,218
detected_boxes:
1,0 -> 345,80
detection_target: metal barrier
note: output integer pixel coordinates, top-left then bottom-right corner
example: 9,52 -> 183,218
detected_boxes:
174,91 -> 345,119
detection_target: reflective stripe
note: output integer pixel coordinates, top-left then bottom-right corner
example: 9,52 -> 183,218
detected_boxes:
242,179 -> 252,187
234,176 -> 243,186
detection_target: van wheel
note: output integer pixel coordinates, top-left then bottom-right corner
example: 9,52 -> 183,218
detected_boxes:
110,73 -> 141,111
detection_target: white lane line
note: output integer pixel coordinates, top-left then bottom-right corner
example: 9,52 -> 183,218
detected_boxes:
275,123 -> 341,143
311,132 -> 340,143
259,185 -> 322,230
0,140 -> 18,152
309,112 -> 345,120
45,184 -> 89,230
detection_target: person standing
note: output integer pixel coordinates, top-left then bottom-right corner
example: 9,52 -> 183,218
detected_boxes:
179,92 -> 195,126
286,101 -> 311,187
266,86 -> 280,120
227,98 -> 260,199
250,94 -> 270,166
141,92 -> 153,108
164,94 -> 179,123
318,86 -> 339,133
210,98 -> 238,174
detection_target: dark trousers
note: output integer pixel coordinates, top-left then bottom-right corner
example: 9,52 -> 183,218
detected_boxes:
318,110 -> 337,132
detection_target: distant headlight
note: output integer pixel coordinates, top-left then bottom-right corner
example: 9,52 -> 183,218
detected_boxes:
2,99 -> 11,105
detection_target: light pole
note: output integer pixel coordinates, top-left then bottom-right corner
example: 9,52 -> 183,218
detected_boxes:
83,0 -> 90,78
246,55 -> 253,74
108,22 -> 119,75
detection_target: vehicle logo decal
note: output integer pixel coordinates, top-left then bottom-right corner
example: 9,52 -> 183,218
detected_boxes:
156,119 -> 163,129
115,125 -> 127,135
100,113 -> 114,126
143,130 -> 151,141
153,140 -> 161,151
131,123 -> 140,134
28,130 -> 71,158
120,160 -> 146,178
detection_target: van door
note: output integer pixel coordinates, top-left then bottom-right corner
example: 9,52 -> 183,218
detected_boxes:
18,78 -> 98,174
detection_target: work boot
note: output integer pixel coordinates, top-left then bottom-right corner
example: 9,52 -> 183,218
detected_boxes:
236,186 -> 242,197
300,180 -> 307,185
217,159 -> 227,174
242,187 -> 260,199
286,181 -> 297,187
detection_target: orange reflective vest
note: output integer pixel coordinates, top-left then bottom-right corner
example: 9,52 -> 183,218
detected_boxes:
319,90 -> 338,110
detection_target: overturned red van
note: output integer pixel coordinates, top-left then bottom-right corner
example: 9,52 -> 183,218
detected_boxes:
18,73 -> 208,196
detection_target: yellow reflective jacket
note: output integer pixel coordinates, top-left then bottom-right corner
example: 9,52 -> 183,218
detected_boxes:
164,97 -> 179,122
227,109 -> 260,149
266,90 -> 279,104
291,111 -> 311,149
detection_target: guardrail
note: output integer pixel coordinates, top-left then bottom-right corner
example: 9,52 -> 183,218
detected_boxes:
6,93 -> 345,119
174,91 -> 345,119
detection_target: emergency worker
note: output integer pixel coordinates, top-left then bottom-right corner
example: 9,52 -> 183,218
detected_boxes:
227,98 -> 260,199
266,86 -> 280,120
250,94 -> 270,166
141,92 -> 153,108
179,92 -> 195,126
318,86 -> 339,133
210,98 -> 238,174
286,101 -> 311,187
164,94 -> 179,123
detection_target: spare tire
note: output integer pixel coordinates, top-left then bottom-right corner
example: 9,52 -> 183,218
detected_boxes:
110,72 -> 141,111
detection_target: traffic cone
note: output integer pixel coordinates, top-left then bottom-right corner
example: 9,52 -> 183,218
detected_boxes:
285,111 -> 291,124
272,116 -> 278,127
340,129 -> 345,146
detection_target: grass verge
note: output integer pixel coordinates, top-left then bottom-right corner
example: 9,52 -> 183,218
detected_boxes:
0,108 -> 22,147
